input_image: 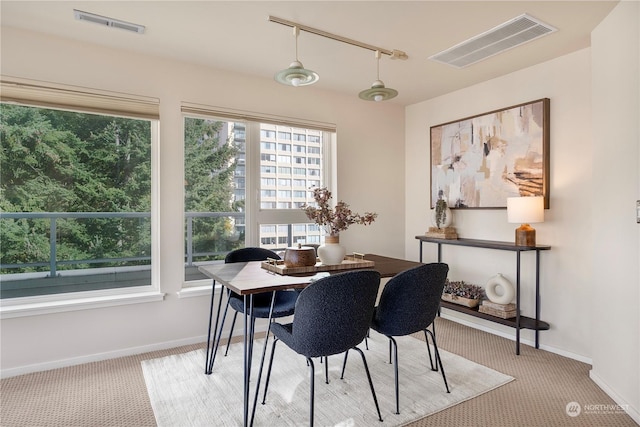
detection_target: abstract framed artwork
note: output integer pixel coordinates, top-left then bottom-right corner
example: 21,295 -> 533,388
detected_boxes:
430,98 -> 550,209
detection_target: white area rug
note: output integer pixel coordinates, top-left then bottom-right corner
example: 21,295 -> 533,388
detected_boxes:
142,331 -> 513,426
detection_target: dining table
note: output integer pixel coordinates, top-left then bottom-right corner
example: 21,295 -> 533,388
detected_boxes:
198,253 -> 423,427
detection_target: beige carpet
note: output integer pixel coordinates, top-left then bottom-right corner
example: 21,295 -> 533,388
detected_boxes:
1,318 -> 638,426
142,330 -> 513,426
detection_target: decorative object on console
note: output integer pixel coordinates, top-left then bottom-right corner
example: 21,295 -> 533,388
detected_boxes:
426,191 -> 457,239
485,273 -> 515,304
507,196 -> 544,246
442,279 -> 485,308
302,187 -> 377,265
430,98 -> 550,208
479,300 -> 517,319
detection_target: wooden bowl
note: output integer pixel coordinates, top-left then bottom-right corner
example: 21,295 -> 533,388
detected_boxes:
283,245 -> 317,268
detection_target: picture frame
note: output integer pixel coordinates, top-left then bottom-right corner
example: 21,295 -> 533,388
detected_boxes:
430,98 -> 550,209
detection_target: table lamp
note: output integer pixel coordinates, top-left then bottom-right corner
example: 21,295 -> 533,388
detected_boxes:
507,196 -> 544,246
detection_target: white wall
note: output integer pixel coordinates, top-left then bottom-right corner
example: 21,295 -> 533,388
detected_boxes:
0,27 -> 405,374
590,0 -> 640,421
406,48 -> 595,359
406,1 -> 639,420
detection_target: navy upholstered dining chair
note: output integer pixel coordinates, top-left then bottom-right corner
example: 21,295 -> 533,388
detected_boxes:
259,270 -> 384,427
205,247 -> 299,374
370,262 -> 450,415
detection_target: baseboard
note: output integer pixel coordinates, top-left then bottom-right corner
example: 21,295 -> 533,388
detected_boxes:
1,336 -> 205,379
589,370 -> 640,424
1,322 -> 272,379
439,312 -> 593,364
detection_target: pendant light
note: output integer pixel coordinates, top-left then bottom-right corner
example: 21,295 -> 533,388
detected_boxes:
358,50 -> 398,102
275,26 -> 319,87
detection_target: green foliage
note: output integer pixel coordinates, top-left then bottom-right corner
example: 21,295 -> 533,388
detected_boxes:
0,104 -> 152,272
183,117 -> 242,260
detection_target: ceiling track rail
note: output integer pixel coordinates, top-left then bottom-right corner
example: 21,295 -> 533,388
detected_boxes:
268,15 -> 408,60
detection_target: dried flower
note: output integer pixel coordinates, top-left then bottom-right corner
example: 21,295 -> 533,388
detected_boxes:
302,187 -> 377,236
443,279 -> 485,300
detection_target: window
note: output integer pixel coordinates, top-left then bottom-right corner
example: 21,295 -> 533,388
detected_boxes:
294,157 -> 306,164
307,158 -> 321,165
308,147 -> 320,154
1,79 -> 159,301
181,103 -> 334,283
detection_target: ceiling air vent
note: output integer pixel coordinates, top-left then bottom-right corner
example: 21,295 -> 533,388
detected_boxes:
73,9 -> 145,34
429,14 -> 556,68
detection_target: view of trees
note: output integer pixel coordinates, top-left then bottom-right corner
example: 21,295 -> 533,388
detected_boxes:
183,117 -> 242,261
0,104 -> 153,273
0,105 -> 240,275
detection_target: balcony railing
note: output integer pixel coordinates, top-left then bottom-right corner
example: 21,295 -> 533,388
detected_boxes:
0,211 -> 245,278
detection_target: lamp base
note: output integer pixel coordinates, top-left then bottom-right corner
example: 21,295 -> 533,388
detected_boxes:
515,224 -> 536,246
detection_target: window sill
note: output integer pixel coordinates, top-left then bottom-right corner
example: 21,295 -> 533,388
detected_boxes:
177,282 -> 218,299
0,291 -> 165,319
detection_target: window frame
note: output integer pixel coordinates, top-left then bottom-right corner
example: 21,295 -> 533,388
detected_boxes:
0,77 -> 162,318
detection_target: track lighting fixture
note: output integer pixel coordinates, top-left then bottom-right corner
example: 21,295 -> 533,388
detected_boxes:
275,26 -> 319,87
270,16 -> 406,99
358,50 -> 398,102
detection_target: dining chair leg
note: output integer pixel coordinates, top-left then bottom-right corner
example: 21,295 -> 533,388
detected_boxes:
389,336 -> 400,415
425,328 -> 450,393
261,338 -> 279,404
340,350 -> 349,379
307,357 -> 316,427
224,311 -> 239,357
422,329 -> 437,371
324,356 -> 329,384
352,346 -> 384,422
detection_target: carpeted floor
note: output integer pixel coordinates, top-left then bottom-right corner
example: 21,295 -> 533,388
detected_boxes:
1,318 -> 637,427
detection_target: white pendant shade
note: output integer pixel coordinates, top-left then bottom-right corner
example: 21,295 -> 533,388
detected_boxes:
275,26 -> 319,87
275,60 -> 319,87
359,51 -> 398,102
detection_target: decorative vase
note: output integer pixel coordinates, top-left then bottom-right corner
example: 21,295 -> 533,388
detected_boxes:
317,235 -> 346,265
431,204 -> 452,229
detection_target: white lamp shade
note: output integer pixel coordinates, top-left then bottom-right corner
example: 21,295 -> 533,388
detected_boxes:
507,196 -> 544,224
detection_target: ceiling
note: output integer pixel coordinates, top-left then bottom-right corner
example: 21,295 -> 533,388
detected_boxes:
1,1 -> 618,106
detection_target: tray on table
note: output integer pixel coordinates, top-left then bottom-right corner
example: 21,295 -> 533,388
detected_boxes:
261,255 -> 375,275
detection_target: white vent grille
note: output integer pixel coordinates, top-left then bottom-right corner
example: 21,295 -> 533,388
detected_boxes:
74,9 -> 145,34
429,14 -> 556,68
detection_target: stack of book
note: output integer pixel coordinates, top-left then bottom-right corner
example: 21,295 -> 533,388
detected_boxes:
478,300 -> 517,319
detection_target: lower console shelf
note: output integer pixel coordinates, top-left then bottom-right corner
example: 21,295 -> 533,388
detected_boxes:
440,300 -> 550,330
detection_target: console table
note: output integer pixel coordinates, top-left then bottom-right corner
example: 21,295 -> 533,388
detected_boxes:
416,235 -> 551,355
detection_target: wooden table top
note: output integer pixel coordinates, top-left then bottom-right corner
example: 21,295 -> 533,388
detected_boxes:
198,254 -> 423,295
